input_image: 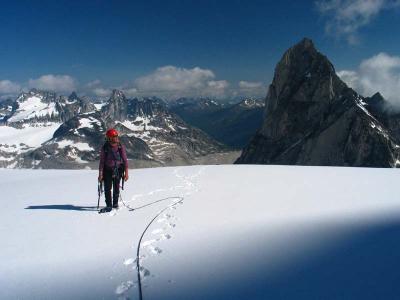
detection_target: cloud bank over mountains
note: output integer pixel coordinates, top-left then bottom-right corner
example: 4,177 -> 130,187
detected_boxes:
0,80 -> 21,97
338,52 -> 400,108
133,66 -> 230,98
28,75 -> 76,94
3,53 -> 399,104
0,66 -> 267,100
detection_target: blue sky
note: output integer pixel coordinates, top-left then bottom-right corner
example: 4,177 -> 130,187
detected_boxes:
1,0 -> 400,100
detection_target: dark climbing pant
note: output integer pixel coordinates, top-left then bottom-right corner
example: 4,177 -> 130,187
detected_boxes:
103,166 -> 124,207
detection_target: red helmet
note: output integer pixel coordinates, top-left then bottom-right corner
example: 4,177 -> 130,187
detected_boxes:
106,128 -> 119,138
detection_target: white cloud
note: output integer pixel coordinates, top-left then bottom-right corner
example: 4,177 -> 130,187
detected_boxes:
92,87 -> 112,98
238,81 -> 267,98
336,70 -> 359,88
0,80 -> 21,95
81,67 -> 266,100
316,0 -> 400,44
239,81 -> 263,89
135,66 -> 215,92
134,66 -> 229,98
337,52 -> 400,107
204,80 -> 230,97
121,87 -> 138,97
28,74 -> 76,93
86,79 -> 102,88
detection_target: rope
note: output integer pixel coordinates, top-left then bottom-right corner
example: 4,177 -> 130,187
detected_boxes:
118,187 -> 184,300
134,197 -> 183,300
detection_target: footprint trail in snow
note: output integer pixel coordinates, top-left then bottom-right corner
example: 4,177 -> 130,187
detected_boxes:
115,166 -> 206,299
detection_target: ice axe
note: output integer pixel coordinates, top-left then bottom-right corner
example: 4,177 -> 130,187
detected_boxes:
97,180 -> 103,210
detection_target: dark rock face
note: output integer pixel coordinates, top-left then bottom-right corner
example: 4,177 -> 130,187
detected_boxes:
57,92 -> 97,122
0,98 -> 15,124
236,38 -> 399,167
364,93 -> 400,143
101,89 -> 129,121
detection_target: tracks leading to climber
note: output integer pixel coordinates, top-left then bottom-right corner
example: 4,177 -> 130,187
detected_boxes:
129,197 -> 184,300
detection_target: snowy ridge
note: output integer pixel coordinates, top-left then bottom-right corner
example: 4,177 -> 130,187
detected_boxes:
0,122 -> 61,167
78,115 -> 101,129
238,98 -> 265,108
354,95 -> 400,164
8,95 -> 58,123
117,117 -> 164,132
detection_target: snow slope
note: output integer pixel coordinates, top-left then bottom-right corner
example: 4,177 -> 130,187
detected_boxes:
1,165 -> 400,299
7,95 -> 58,123
0,123 -> 60,149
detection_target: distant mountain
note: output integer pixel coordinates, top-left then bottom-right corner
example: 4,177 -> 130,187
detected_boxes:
0,99 -> 15,124
0,89 -> 229,168
236,38 -> 400,167
363,92 -> 400,143
171,98 -> 265,148
1,89 -> 96,126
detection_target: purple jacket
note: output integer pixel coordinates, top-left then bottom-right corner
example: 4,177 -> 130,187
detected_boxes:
99,143 -> 128,174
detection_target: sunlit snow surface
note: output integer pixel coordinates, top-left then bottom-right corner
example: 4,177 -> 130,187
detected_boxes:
7,96 -> 58,123
0,123 -> 61,156
1,165 -> 400,299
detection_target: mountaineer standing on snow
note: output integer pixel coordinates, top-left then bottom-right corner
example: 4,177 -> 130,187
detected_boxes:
98,128 -> 129,212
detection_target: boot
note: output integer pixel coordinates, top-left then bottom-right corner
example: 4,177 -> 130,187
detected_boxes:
113,198 -> 119,209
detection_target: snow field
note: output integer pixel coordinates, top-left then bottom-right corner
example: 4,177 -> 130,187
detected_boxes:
1,165 -> 400,299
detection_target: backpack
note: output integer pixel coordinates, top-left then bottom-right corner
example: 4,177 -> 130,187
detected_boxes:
103,142 -> 124,166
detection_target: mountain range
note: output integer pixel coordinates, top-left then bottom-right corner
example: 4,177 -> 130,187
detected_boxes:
2,38 -> 400,169
0,90 -> 236,169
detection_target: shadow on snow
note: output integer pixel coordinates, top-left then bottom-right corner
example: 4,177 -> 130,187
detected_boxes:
153,217 -> 400,300
25,205 -> 97,211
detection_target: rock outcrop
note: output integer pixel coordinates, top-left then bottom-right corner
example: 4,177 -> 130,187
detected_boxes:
236,38 -> 399,167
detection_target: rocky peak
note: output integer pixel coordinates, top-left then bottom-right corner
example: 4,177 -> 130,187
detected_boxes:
131,97 -> 167,117
102,89 -> 128,121
236,38 -> 399,167
25,89 -> 57,104
370,92 -> 384,102
365,92 -> 385,110
267,38 -> 341,117
68,92 -> 79,101
110,89 -> 126,101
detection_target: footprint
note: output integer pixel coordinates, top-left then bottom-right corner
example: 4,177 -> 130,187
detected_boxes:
159,234 -> 172,240
164,213 -> 173,219
115,281 -> 134,295
139,266 -> 151,277
167,223 -> 176,228
152,228 -> 164,234
142,239 -> 157,247
123,258 -> 136,266
149,246 -> 162,254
